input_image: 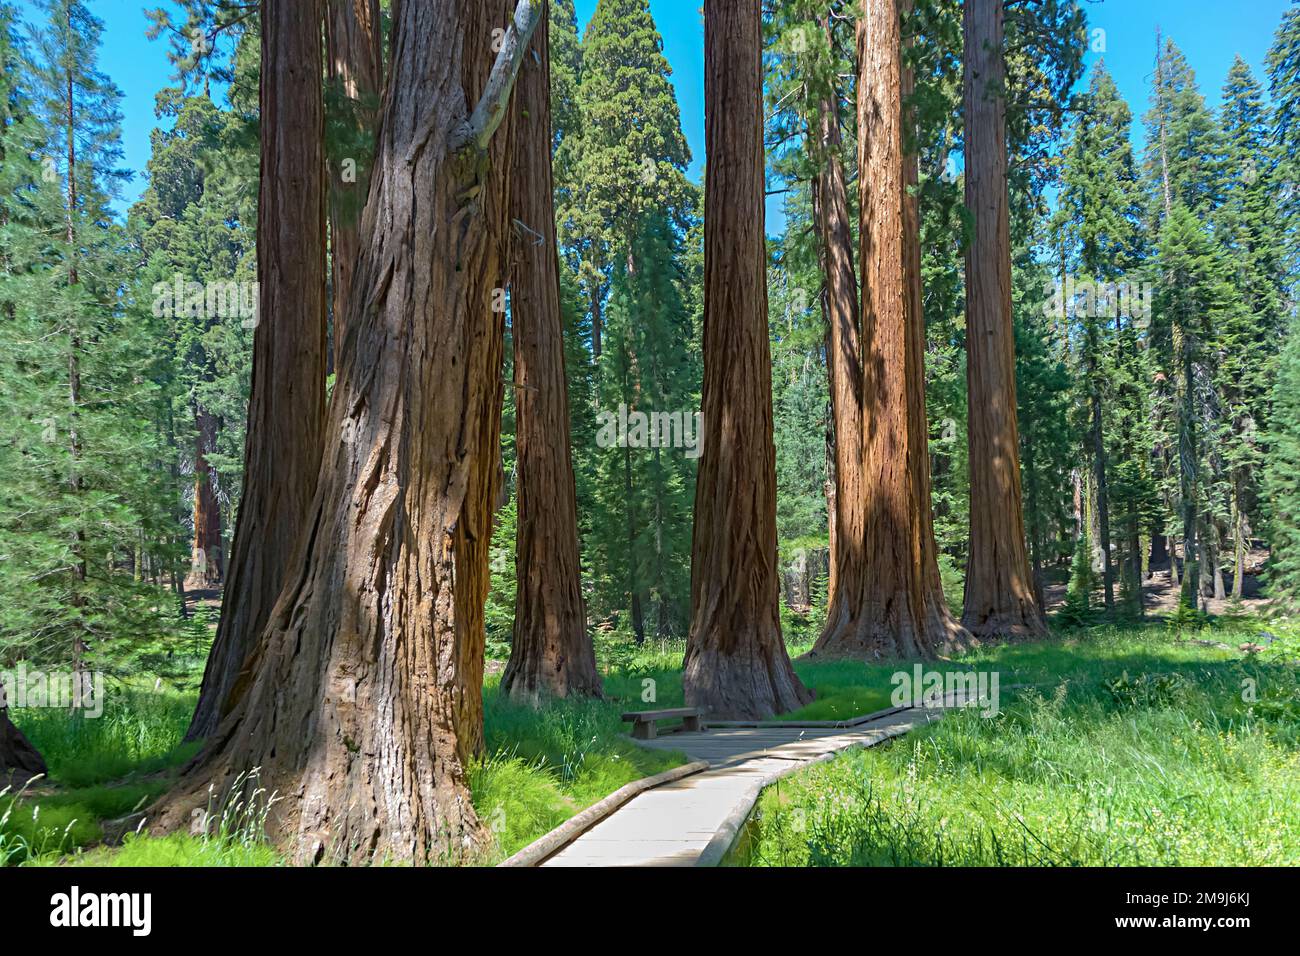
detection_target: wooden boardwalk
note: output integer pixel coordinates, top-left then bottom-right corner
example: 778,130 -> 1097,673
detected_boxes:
540,704 -> 949,867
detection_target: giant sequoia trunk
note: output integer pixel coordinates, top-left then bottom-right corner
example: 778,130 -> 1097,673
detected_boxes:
326,0 -> 383,372
502,3 -> 602,702
156,0 -> 530,865
0,709 -> 46,786
186,0 -> 329,742
959,0 -> 1045,639
810,0 -> 968,660
683,0 -> 811,720
185,404 -> 224,591
810,22 -> 866,647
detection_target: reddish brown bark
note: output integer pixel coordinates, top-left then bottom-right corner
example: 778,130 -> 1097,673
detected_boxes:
185,404 -> 224,591
809,0 -> 968,660
683,0 -> 811,720
0,708 -> 46,786
502,2 -> 602,701
326,0 -> 383,372
960,0 -> 1045,638
157,0 -> 523,865
809,18 -> 865,650
187,0 -> 329,741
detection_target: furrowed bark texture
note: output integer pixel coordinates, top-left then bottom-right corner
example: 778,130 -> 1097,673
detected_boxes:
960,0 -> 1045,639
810,37 -> 866,651
185,404 -> 224,590
502,2 -> 602,701
158,0 -> 518,865
810,0 -> 968,659
327,0 -> 383,371
683,0 -> 811,720
186,0 -> 329,742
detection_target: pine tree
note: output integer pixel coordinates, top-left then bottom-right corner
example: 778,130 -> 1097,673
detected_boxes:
1,0 -> 179,681
1265,318 -> 1300,611
558,0 -> 694,358
1267,4 -> 1300,265
1059,62 -> 1149,614
1214,56 -> 1288,598
590,216 -> 698,641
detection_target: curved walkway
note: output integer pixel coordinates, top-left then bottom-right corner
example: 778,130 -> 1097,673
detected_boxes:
539,701 -> 957,867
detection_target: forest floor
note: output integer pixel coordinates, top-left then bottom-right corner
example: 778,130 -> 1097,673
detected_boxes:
1040,546 -> 1276,618
2,615 -> 1296,866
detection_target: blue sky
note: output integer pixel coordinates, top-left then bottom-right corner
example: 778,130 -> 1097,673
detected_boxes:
13,0 -> 1294,219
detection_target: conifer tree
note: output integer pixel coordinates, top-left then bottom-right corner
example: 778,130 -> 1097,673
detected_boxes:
0,0 -> 178,686
558,0 -> 694,358
1265,319 -> 1300,611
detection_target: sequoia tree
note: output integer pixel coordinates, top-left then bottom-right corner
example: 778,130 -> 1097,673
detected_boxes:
682,0 -> 811,719
502,1 -> 602,701
326,0 -> 382,370
804,9 -> 864,642
186,0 -> 328,741
960,0 -> 1045,638
157,0 -> 536,864
809,0 -> 969,659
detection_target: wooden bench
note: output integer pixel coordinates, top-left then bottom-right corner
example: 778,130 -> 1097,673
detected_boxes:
621,707 -> 705,740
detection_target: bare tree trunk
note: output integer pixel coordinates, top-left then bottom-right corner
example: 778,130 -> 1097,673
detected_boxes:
185,404 -> 224,590
959,0 -> 1045,639
326,0 -> 383,372
1232,478 -> 1246,600
187,0 -> 329,743
156,0 -> 529,865
0,708 -> 45,787
588,278 -> 603,359
810,0 -> 968,660
809,22 -> 867,650
683,0 -> 810,719
1086,328 -> 1115,610
502,2 -> 601,701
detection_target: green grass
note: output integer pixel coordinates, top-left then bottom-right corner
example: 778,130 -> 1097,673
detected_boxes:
735,624 -> 1300,866
10,619 -> 1296,867
46,832 -> 285,867
2,683 -> 197,864
16,683 -> 198,787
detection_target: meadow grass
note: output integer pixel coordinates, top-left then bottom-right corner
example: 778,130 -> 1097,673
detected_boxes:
8,619 -> 1295,866
736,624 -> 1300,866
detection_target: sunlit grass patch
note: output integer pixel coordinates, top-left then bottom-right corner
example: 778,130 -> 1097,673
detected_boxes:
737,627 -> 1300,866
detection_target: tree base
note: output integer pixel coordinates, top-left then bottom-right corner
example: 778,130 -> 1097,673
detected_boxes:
808,592 -> 971,660
961,602 -> 1049,643
500,656 -> 603,705
0,709 -> 47,787
683,635 -> 813,721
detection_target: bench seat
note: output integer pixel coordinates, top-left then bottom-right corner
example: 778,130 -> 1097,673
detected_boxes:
620,707 -> 705,740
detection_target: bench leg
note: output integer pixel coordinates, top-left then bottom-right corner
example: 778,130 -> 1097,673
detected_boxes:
683,715 -> 702,733
632,721 -> 656,740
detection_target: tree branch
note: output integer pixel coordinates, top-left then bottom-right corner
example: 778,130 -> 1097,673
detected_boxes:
452,0 -> 543,152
